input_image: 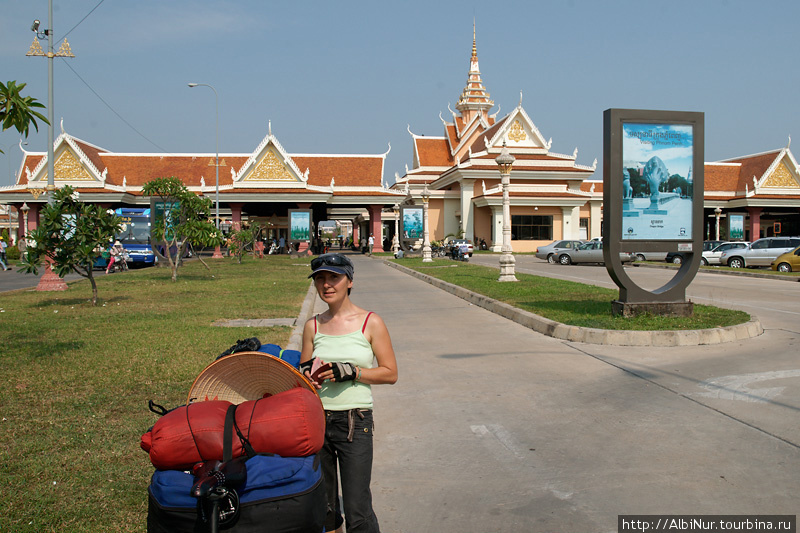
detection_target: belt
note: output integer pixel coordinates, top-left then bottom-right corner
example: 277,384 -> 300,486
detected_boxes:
326,408 -> 371,442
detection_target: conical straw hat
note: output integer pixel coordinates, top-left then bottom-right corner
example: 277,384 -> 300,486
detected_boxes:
188,351 -> 318,404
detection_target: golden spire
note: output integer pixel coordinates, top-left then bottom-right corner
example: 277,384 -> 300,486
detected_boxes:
472,19 -> 477,58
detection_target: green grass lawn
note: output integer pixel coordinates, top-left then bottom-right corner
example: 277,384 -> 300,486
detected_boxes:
392,258 -> 750,330
0,256 -> 312,532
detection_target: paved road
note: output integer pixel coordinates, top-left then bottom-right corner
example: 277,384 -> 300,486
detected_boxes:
333,253 -> 799,533
0,265 -> 89,294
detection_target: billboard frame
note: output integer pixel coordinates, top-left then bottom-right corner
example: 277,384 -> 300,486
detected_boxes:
603,108 -> 704,307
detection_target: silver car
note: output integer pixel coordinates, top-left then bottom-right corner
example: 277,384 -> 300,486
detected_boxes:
719,237 -> 800,268
534,240 -> 585,263
555,241 -> 635,265
701,241 -> 749,266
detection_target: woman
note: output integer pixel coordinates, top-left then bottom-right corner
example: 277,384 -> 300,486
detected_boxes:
105,241 -> 124,274
300,253 -> 398,533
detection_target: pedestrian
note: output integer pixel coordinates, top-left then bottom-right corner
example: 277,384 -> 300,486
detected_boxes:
360,237 -> 367,254
18,237 -> 27,262
367,234 -> 374,256
300,253 -> 398,533
105,240 -> 124,274
0,236 -> 9,271
279,235 -> 286,254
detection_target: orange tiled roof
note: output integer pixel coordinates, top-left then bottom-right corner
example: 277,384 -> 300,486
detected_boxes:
415,138 -> 453,167
292,156 -> 383,187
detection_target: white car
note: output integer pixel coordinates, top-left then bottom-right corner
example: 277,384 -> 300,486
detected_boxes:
720,237 -> 800,268
701,241 -> 749,266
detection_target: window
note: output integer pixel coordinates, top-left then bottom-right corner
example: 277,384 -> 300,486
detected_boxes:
751,240 -> 769,249
512,215 -> 553,240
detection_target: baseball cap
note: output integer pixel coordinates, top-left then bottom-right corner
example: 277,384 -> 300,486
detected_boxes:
308,253 -> 354,280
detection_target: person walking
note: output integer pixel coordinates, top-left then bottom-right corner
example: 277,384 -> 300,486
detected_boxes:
279,235 -> 286,254
367,234 -> 374,256
300,253 -> 398,533
0,236 -> 9,271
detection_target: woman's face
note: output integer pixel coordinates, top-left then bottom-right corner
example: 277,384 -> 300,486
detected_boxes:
313,271 -> 353,302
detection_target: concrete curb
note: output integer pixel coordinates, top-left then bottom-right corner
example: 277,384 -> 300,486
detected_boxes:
384,260 -> 764,347
286,281 -> 318,351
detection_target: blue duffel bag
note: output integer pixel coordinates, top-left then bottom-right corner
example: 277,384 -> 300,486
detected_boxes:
147,454 -> 325,532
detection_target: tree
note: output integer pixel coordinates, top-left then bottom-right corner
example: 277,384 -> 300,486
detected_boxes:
0,81 -> 48,153
141,176 -> 222,281
226,226 -> 256,264
20,186 -> 122,306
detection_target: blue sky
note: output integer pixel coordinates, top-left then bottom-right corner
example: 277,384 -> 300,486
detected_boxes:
2,0 -> 799,188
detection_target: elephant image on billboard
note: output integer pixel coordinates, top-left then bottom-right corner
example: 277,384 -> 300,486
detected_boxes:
622,123 -> 694,240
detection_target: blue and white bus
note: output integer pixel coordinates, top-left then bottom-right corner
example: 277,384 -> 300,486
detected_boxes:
110,208 -> 156,266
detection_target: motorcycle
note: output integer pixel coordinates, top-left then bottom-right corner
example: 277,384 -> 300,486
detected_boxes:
108,250 -> 130,273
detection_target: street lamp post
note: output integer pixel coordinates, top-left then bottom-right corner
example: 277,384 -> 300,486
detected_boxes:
20,202 -> 29,250
714,207 -> 722,241
188,82 -> 223,259
496,143 -> 517,282
392,204 -> 400,256
421,186 -> 433,262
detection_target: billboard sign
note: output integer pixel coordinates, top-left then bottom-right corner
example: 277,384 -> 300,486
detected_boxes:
288,210 -> 312,242
603,109 -> 704,307
729,213 -> 745,240
621,123 -> 694,241
401,206 -> 423,239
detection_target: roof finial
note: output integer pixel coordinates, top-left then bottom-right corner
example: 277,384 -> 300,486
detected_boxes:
472,19 -> 477,58
788,135 -> 792,149
268,120 -> 272,136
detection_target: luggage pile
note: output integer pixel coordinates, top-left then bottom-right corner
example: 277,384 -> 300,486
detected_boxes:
142,340 -> 327,532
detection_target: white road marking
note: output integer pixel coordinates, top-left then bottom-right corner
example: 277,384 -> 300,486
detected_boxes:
694,369 -> 800,403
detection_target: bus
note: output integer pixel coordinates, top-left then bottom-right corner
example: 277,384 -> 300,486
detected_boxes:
102,208 -> 156,267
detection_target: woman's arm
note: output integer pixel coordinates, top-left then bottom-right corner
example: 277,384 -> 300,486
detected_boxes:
360,313 -> 398,385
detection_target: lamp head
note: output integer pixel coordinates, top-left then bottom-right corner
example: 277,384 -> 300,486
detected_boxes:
31,20 -> 40,32
188,83 -> 198,87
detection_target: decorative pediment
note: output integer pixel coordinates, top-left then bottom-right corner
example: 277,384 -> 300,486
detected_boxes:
243,148 -> 297,182
234,133 -> 307,186
488,107 -> 548,151
762,161 -> 800,189
27,135 -> 105,185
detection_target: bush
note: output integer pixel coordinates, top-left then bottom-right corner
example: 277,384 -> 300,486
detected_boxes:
5,245 -> 20,260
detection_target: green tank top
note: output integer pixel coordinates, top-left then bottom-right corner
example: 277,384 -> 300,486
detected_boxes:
312,313 -> 375,410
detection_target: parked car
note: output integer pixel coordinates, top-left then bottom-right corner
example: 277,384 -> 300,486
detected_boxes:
701,241 -> 749,266
555,241 -> 635,265
665,240 -> 725,264
771,245 -> 800,272
446,238 -> 473,257
720,237 -> 800,268
631,251 -> 668,262
534,240 -> 585,263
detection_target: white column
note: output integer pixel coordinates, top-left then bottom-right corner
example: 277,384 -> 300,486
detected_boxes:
459,179 -> 475,239
490,206 -> 503,252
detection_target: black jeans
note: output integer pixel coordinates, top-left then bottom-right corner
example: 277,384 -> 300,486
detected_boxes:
320,409 -> 380,533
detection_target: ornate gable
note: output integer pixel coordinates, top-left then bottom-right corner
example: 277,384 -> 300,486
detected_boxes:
26,133 -> 106,186
488,107 -> 549,151
763,161 -> 799,188
750,148 -> 800,195
244,148 -> 297,182
233,131 -> 308,187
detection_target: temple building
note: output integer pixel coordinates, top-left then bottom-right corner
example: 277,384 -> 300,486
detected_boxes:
392,29 -> 601,252
0,124 -> 405,251
1,28 -> 799,250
